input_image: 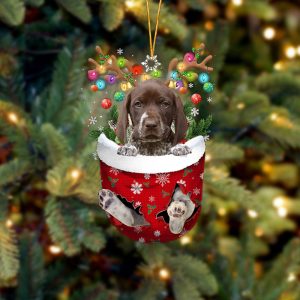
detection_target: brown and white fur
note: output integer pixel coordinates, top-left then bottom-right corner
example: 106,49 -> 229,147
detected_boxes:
99,80 -> 195,234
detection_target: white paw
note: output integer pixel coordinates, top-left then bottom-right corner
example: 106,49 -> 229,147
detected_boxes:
117,144 -> 138,156
167,200 -> 188,234
170,144 -> 192,156
99,189 -> 134,226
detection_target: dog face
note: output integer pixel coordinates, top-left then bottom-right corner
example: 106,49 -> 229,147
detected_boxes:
116,79 -> 188,146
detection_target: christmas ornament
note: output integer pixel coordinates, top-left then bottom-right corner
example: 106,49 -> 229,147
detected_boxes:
203,82 -> 214,93
198,72 -> 210,84
168,80 -> 176,89
184,71 -> 198,82
117,48 -> 124,55
175,80 -> 184,89
151,69 -> 162,78
96,79 -> 106,90
177,62 -> 185,72
184,52 -> 195,63
101,98 -> 112,109
170,70 -> 179,80
99,53 -> 110,65
191,93 -> 202,105
179,87 -> 188,94
114,91 -> 125,102
141,55 -> 162,72
132,65 -> 144,76
117,57 -> 126,68
97,65 -> 107,74
87,70 -> 98,81
97,133 -> 206,243
90,85 -> 98,92
105,74 -> 117,84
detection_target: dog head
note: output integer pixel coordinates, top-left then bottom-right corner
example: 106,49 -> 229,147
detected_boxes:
116,79 -> 188,146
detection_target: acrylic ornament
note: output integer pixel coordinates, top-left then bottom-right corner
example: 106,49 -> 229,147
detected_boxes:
101,98 -> 112,109
97,133 -> 206,243
198,72 -> 210,84
203,82 -> 214,93
191,93 -> 202,105
87,70 -> 98,81
96,79 -> 106,90
114,91 -> 125,102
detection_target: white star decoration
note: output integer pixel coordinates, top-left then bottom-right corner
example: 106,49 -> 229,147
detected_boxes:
207,96 -> 213,103
117,48 -> 124,55
190,107 -> 199,117
141,55 -> 161,72
88,116 -> 97,125
188,83 -> 194,88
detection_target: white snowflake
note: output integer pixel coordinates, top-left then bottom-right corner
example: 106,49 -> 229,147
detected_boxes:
109,167 -> 120,176
98,125 -> 104,131
154,230 -> 161,237
207,96 -> 213,103
204,135 -> 210,142
193,187 -> 201,195
138,237 -> 145,243
141,55 -> 161,72
117,48 -> 124,55
144,173 -> 150,180
89,116 -> 97,125
188,83 -> 194,88
155,173 -> 170,187
131,181 -> 143,194
134,226 -> 143,233
177,179 -> 186,187
190,107 -> 199,117
135,201 -> 142,207
149,196 -> 155,202
108,120 -> 116,131
200,172 -> 204,180
92,152 -> 98,160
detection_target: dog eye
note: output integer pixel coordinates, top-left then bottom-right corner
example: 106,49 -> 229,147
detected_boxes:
134,101 -> 142,108
161,101 -> 170,108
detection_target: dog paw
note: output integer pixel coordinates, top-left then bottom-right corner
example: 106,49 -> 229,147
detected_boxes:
167,200 -> 188,234
117,144 -> 138,156
98,189 -> 134,226
170,144 -> 192,156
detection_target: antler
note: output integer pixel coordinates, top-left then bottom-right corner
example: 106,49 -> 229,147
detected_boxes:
166,43 -> 213,85
88,46 -> 136,86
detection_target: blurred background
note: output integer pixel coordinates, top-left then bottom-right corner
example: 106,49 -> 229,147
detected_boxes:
0,0 -> 300,299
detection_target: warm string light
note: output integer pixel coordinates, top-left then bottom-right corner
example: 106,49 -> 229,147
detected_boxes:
7,112 -> 19,124
180,235 -> 192,245
5,219 -> 13,228
125,0 -> 138,9
285,46 -> 296,59
236,102 -> 245,110
273,196 -> 285,208
49,245 -> 62,254
297,46 -> 300,56
158,267 -> 171,280
248,209 -> 258,219
255,228 -> 264,237
231,0 -> 243,6
277,207 -> 288,218
287,273 -> 296,282
70,168 -> 82,180
274,61 -> 284,71
205,154 -> 212,162
263,27 -> 276,40
218,207 -> 227,216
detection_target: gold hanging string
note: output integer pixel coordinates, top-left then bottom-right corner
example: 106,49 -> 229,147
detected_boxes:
146,0 -> 163,57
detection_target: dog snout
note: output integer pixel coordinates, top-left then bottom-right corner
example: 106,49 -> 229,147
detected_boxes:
144,119 -> 158,129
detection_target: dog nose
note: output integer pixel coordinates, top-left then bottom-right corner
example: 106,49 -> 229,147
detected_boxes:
145,119 -> 158,129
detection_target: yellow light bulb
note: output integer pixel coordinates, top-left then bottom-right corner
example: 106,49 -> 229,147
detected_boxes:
98,65 -> 107,74
285,46 -> 296,59
237,102 -> 245,110
287,273 -> 296,282
277,207 -> 287,218
255,228 -> 264,237
274,61 -> 283,71
248,209 -> 258,219
7,112 -> 19,124
125,0 -> 137,9
205,154 -> 212,162
70,168 -> 81,180
297,46 -> 300,56
273,196 -> 285,208
177,62 -> 186,72
6,219 -> 13,228
158,268 -> 171,280
232,0 -> 243,6
49,245 -> 62,254
270,113 -> 278,121
218,207 -> 227,216
263,27 -> 275,40
180,236 -> 192,245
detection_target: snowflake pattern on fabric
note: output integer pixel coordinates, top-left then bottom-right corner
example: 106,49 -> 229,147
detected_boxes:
131,181 -> 143,194
135,201 -> 142,207
193,187 -> 201,195
144,173 -> 150,180
200,173 -> 204,180
134,226 -> 143,233
154,230 -> 161,237
204,135 -> 210,142
109,167 -> 120,176
138,237 -> 145,243
149,196 -> 155,202
155,173 -> 170,187
177,179 -> 186,187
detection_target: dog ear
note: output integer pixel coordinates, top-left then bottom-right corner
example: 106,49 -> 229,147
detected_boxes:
116,92 -> 131,144
173,93 -> 188,146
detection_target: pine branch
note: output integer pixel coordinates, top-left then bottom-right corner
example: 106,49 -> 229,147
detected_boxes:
133,279 -> 165,300
70,284 -> 118,300
55,0 -> 92,23
99,0 -> 125,31
16,233 -> 44,300
0,0 -> 25,26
